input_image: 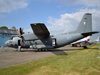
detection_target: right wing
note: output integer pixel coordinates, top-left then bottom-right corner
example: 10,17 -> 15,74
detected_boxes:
30,23 -> 50,38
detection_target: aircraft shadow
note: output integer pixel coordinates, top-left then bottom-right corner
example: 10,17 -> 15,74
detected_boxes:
87,48 -> 99,50
17,48 -> 78,55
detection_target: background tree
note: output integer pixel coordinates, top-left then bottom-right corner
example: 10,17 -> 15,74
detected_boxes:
0,26 -> 8,29
11,26 -> 16,30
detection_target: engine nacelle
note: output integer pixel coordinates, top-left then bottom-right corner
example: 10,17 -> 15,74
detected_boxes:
30,45 -> 54,49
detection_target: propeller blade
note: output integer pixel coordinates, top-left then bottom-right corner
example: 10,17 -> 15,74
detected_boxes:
20,28 -> 23,35
18,27 -> 24,52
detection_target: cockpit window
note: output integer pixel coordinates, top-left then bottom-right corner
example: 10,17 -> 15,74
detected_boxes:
10,36 -> 20,40
10,37 -> 13,40
10,37 -> 17,40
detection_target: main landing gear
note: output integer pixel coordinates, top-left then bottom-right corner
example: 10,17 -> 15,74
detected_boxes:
38,49 -> 48,51
83,46 -> 88,49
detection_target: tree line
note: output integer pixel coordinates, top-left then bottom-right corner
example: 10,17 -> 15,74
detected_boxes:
0,26 -> 16,30
0,26 -> 8,29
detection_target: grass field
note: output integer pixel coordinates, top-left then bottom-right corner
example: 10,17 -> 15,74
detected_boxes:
0,44 -> 100,75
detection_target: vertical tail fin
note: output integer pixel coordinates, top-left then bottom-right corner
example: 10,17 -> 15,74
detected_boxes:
76,13 -> 92,33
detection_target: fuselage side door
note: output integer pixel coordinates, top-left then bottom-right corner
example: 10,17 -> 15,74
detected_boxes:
52,38 -> 56,46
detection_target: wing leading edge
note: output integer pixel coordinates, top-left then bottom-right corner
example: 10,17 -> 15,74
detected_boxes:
30,23 -> 50,38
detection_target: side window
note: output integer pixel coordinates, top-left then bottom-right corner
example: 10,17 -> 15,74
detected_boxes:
10,37 -> 13,40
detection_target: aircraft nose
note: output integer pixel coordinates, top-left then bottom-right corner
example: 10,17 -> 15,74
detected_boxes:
5,41 -> 9,46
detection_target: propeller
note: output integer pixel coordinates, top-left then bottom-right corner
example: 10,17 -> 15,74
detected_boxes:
18,28 -> 24,51
20,28 -> 23,35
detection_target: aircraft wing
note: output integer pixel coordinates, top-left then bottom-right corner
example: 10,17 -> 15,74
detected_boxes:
30,23 -> 50,37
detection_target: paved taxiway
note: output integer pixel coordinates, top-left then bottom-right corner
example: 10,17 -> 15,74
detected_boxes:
0,45 -> 81,68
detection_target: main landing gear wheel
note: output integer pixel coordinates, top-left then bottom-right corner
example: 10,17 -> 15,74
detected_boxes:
83,46 -> 87,49
45,49 -> 48,51
38,49 -> 41,51
38,49 -> 48,51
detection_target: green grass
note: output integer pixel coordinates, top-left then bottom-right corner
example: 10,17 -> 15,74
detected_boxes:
1,44 -> 100,75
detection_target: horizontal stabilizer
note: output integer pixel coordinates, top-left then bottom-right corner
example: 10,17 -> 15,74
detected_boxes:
81,31 -> 99,36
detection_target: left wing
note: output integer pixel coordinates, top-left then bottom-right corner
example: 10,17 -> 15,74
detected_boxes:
30,23 -> 50,37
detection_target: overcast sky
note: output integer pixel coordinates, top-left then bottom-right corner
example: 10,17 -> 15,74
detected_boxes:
0,0 -> 100,41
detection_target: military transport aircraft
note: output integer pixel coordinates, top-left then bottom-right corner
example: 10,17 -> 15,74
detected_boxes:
5,13 -> 99,51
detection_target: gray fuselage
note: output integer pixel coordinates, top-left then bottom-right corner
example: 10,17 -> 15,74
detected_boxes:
5,33 -> 84,49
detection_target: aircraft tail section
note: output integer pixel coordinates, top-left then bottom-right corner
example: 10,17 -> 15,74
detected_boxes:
67,13 -> 99,36
76,13 -> 92,33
